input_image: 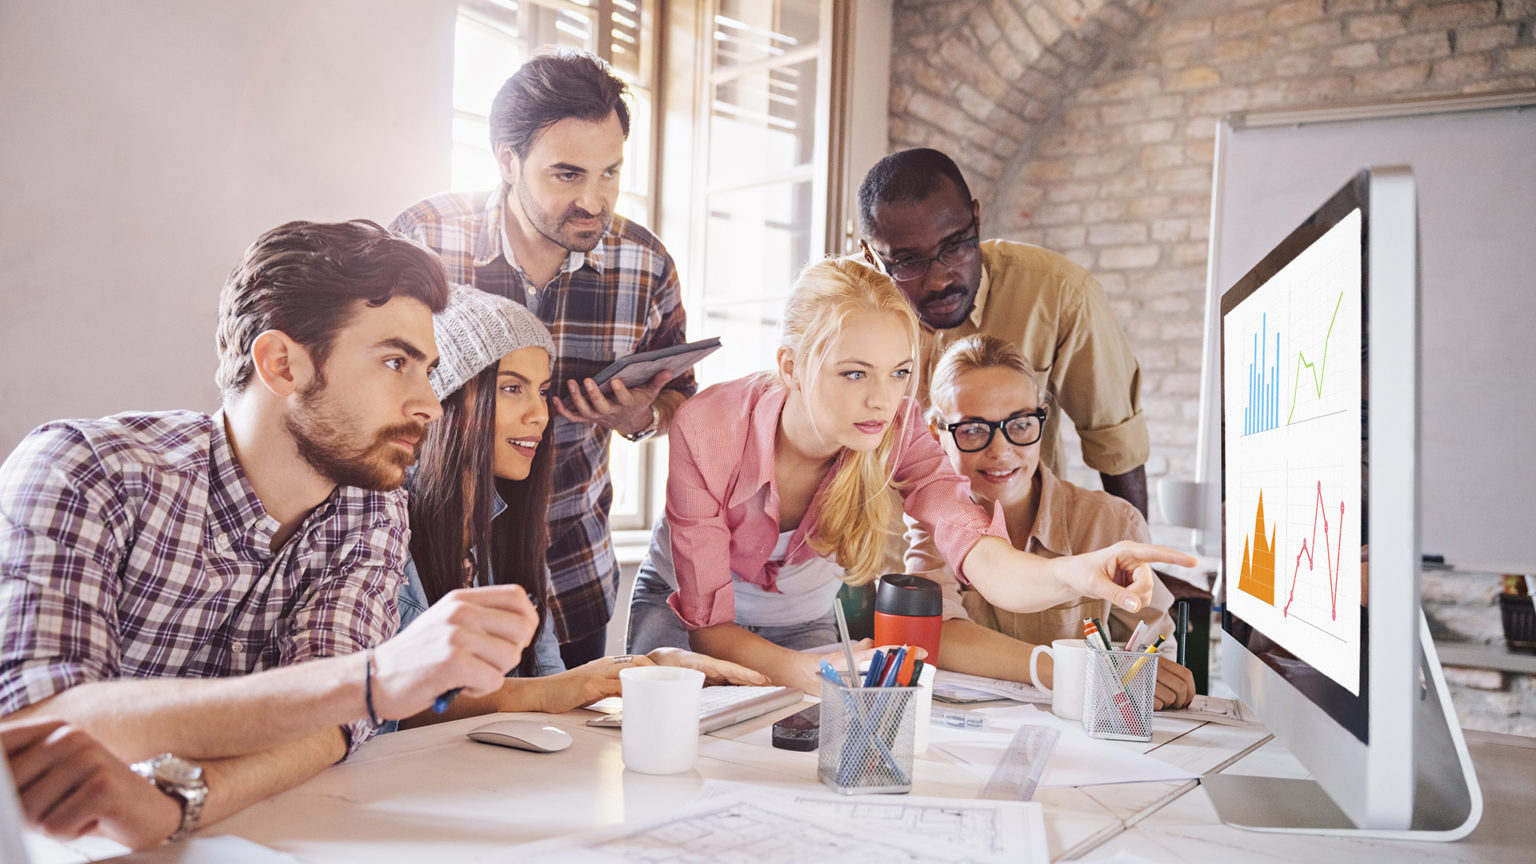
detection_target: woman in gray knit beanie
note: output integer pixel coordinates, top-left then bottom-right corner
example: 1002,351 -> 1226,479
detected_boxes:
394,285 -> 764,727
406,285 -> 562,683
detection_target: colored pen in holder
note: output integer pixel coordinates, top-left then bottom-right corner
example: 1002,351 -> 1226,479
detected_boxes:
1081,647 -> 1156,742
817,668 -> 917,795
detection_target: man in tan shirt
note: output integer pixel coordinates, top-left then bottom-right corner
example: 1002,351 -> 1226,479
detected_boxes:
858,148 -> 1150,516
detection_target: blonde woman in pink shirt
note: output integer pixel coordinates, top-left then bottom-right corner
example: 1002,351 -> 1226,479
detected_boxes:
625,257 -> 1195,692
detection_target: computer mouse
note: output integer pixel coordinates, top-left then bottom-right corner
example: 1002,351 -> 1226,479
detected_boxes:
466,720 -> 573,753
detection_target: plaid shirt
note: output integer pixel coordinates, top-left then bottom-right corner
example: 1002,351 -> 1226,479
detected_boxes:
392,189 -> 695,644
0,411 -> 408,754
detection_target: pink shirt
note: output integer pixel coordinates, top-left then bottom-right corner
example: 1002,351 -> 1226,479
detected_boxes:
665,374 -> 1007,630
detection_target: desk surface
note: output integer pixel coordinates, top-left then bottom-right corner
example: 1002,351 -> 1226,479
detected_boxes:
27,702 -> 1534,863
1081,729 -> 1536,863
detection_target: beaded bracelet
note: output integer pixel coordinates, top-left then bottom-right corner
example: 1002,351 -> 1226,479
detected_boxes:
364,648 -> 382,728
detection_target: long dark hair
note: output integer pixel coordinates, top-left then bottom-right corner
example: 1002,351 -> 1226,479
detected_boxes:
407,362 -> 554,676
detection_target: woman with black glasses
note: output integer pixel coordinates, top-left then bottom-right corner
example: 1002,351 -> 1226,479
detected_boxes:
907,335 -> 1195,708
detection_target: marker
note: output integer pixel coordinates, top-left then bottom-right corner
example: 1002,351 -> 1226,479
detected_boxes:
1087,617 -> 1113,651
1120,635 -> 1167,686
1082,618 -> 1107,652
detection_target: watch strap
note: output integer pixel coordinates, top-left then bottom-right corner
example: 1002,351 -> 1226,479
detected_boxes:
130,754 -> 207,844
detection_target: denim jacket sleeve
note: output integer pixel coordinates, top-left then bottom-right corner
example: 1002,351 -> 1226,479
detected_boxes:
396,555 -> 432,634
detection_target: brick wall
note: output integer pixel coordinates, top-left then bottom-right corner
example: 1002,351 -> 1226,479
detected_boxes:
888,0 -> 1536,734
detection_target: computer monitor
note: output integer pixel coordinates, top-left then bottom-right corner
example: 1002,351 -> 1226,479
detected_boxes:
1205,168 -> 1481,839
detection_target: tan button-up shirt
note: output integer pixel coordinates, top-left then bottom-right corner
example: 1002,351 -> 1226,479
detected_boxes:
904,464 -> 1175,648
915,240 -> 1149,477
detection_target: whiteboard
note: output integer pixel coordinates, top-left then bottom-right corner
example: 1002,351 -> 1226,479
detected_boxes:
1194,93 -> 1536,573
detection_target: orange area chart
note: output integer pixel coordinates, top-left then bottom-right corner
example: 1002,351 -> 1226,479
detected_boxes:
1238,491 -> 1277,605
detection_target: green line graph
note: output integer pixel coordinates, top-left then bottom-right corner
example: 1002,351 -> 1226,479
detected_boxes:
1286,291 -> 1344,424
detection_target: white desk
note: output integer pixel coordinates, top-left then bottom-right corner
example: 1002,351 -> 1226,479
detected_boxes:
1080,729 -> 1536,863
28,703 -> 1531,863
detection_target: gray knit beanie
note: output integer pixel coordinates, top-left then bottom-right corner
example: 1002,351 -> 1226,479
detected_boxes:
429,284 -> 556,400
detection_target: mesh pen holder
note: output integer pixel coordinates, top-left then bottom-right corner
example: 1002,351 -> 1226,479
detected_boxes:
818,677 -> 917,795
1081,648 -> 1157,742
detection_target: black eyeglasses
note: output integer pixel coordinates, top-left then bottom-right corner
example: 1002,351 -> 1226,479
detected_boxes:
866,217 -> 981,283
936,408 -> 1048,453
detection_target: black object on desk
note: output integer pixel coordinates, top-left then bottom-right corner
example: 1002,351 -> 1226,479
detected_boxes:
771,703 -> 820,751
1160,571 -> 1213,695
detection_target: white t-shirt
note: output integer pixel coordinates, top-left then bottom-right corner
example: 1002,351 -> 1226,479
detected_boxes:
651,520 -> 843,628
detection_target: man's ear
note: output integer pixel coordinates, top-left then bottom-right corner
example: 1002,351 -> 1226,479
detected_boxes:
926,418 -> 945,444
495,142 -> 520,189
249,330 -> 313,398
970,196 -> 982,231
775,345 -> 795,389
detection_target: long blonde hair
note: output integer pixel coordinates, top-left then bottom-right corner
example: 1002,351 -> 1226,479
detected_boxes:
924,334 -> 1050,426
778,256 -> 920,586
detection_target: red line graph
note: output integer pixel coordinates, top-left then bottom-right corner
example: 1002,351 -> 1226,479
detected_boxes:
1283,481 -> 1345,621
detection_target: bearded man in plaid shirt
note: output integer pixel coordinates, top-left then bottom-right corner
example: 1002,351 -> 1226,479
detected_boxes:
0,221 -> 539,849
392,50 -> 696,668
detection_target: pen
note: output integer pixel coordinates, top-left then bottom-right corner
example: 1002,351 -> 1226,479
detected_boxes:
862,649 -> 887,688
1085,619 -> 1142,733
1120,635 -> 1166,686
435,588 -> 539,714
1123,620 -> 1149,652
433,687 -> 461,714
818,659 -> 845,688
820,660 -> 908,786
832,599 -> 860,685
880,646 -> 907,687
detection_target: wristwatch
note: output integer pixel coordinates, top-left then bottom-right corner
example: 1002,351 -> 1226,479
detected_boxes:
618,404 -> 659,443
129,753 -> 207,844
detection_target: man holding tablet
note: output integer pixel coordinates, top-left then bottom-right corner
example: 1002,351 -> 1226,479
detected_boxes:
391,50 -> 696,667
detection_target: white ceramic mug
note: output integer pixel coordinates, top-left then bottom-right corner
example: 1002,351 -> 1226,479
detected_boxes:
619,666 -> 705,775
1028,638 -> 1091,720
912,661 -> 937,755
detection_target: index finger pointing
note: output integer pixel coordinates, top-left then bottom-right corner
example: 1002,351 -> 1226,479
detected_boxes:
1119,542 -> 1197,569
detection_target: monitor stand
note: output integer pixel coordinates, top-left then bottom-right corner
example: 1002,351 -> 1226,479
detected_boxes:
1204,614 -> 1483,840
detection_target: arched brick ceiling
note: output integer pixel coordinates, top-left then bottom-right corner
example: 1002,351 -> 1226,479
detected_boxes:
889,0 -> 1160,202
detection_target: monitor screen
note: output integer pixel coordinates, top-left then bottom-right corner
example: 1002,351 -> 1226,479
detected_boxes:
1207,167 -> 1479,840
1220,176 -> 1367,742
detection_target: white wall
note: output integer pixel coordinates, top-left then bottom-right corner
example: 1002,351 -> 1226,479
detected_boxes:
0,0 -> 458,454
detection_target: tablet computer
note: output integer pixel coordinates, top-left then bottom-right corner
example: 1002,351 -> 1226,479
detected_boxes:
591,337 -> 721,389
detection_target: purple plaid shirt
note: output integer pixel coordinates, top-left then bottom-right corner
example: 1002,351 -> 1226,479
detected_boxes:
392,189 -> 695,645
0,411 -> 408,754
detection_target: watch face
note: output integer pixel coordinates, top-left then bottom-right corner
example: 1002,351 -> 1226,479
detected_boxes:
155,756 -> 203,785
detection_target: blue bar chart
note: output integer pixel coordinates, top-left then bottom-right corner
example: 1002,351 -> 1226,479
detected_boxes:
1244,313 -> 1280,435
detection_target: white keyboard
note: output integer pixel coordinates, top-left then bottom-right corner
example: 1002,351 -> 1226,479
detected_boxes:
587,685 -> 802,732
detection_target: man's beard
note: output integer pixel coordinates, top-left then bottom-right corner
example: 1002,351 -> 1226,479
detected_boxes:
286,378 -> 425,492
516,178 -> 611,253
